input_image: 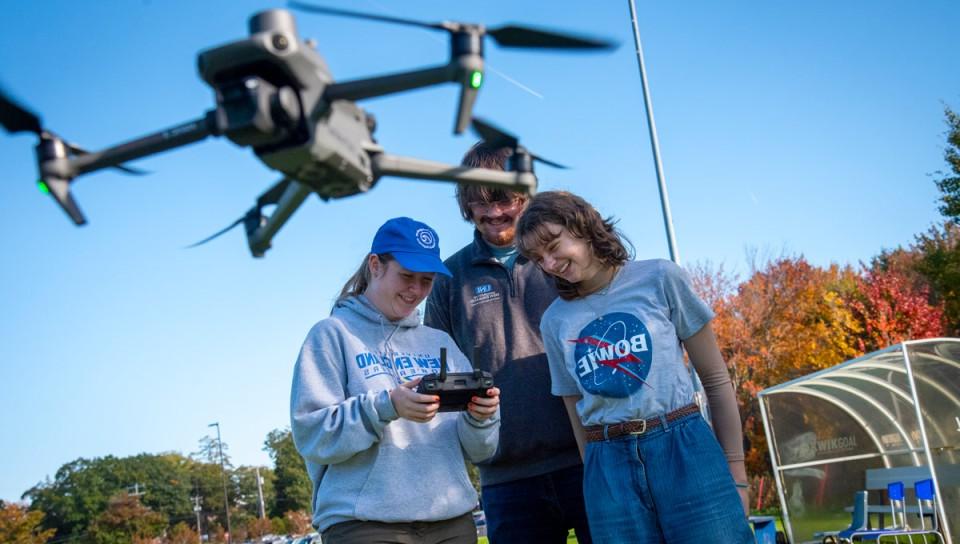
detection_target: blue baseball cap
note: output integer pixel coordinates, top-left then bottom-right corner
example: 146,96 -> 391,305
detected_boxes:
371,217 -> 452,277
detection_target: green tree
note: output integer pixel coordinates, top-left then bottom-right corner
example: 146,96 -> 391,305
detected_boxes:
911,223 -> 960,333
233,466 -> 274,520
263,428 -> 312,518
466,462 -> 481,495
25,457 -> 120,540
935,106 -> 960,220
0,502 -> 55,544
192,436 -> 232,468
187,461 -> 233,535
24,453 -> 231,542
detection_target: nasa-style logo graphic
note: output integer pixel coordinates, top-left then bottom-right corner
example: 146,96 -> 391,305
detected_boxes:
415,228 -> 436,249
569,312 -> 653,398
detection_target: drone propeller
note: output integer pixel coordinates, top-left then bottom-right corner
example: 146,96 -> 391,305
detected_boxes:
486,26 -> 614,50
0,87 -> 149,175
185,216 -> 247,249
291,3 -> 616,134
471,117 -> 568,170
0,87 -> 43,135
287,3 -> 443,32
186,178 -> 293,249
288,2 -> 616,50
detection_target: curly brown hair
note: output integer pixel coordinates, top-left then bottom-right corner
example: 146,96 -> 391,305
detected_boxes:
516,191 -> 633,300
455,141 -> 528,222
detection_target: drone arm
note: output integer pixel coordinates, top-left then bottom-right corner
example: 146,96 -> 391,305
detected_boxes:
370,153 -> 537,194
454,83 -> 479,135
246,180 -> 312,258
323,64 -> 457,102
64,112 -> 220,177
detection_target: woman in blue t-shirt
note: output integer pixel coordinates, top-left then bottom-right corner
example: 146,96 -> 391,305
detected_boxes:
516,191 -> 752,544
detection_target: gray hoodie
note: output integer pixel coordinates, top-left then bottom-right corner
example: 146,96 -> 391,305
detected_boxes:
290,295 -> 499,532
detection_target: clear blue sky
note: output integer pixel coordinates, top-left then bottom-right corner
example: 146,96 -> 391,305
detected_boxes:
1,0 -> 957,503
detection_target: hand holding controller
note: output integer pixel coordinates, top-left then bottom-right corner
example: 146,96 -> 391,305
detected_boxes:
417,347 -> 494,412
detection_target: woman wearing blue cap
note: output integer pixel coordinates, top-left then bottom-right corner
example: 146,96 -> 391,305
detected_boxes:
291,217 -> 501,544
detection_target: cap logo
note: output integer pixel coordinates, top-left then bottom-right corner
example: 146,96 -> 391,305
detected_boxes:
415,228 -> 436,249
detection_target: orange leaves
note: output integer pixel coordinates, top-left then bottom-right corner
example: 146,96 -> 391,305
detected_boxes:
693,257 -> 862,393
0,503 -> 55,544
88,492 -> 167,543
688,255 -> 945,475
848,267 -> 945,353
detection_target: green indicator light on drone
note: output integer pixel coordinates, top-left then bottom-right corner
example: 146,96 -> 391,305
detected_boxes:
37,179 -> 50,194
470,71 -> 483,89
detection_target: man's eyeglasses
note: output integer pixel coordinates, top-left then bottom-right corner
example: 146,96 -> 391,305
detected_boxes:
468,198 -> 523,212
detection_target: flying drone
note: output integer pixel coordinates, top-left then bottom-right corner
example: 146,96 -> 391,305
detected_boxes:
0,3 -> 615,257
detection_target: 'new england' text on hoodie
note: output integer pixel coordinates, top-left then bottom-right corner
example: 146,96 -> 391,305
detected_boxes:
290,295 -> 499,532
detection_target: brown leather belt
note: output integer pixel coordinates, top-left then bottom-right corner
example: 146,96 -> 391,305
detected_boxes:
584,403 -> 701,443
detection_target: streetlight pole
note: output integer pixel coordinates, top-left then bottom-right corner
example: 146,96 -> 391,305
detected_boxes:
255,467 -> 266,520
627,0 -> 680,264
208,422 -> 232,544
192,494 -> 203,544
626,2 -> 712,417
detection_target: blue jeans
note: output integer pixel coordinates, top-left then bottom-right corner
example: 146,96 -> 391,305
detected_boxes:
481,464 -> 592,544
583,412 -> 753,544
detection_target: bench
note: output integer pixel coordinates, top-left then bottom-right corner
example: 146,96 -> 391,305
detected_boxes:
816,465 -> 953,541
860,466 -> 947,530
865,466 -> 932,492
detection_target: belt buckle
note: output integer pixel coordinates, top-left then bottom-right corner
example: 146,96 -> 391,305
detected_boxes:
629,419 -> 647,435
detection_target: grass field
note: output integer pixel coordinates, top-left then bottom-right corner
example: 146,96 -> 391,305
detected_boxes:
477,520 -> 791,543
478,529 -> 579,543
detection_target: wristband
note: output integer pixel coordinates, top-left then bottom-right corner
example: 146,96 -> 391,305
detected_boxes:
735,482 -> 749,489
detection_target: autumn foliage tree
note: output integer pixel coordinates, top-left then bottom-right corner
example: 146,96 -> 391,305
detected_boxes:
692,256 -> 862,475
165,522 -> 199,544
240,517 -> 273,541
283,510 -> 312,536
690,248 -> 950,503
0,502 -> 55,544
87,492 -> 167,544
847,266 -> 945,352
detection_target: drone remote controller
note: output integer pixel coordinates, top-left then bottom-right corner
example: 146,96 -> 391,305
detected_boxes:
417,347 -> 494,412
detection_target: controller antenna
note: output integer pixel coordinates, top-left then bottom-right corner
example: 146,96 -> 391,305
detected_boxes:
439,347 -> 448,381
472,347 -> 482,378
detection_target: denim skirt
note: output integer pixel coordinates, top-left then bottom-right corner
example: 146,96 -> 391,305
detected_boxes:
582,412 -> 754,544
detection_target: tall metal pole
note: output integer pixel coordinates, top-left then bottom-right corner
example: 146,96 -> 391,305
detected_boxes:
192,494 -> 203,544
626,2 -> 710,417
627,0 -> 680,264
209,422 -> 232,544
255,467 -> 266,520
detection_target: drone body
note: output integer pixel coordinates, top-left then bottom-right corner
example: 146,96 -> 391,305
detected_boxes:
2,4 -> 613,257
198,10 -> 375,199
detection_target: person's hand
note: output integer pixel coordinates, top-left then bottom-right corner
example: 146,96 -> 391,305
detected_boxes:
390,378 -> 440,423
466,387 -> 500,421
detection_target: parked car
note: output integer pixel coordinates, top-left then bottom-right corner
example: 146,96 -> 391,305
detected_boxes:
472,510 -> 487,538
